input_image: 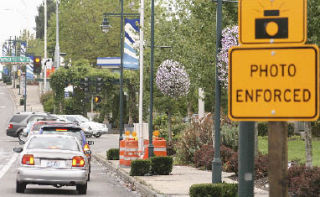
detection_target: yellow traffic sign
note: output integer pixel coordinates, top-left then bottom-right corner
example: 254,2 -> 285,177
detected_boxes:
239,0 -> 307,45
228,45 -> 319,121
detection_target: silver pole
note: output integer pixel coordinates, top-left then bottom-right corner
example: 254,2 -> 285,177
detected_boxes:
44,0 -> 47,92
54,0 -> 60,68
138,0 -> 145,154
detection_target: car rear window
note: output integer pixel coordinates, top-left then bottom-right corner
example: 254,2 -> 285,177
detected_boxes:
9,115 -> 28,123
42,131 -> 83,144
27,136 -> 79,151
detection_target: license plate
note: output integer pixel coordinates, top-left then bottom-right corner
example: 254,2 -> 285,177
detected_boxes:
41,160 -> 66,168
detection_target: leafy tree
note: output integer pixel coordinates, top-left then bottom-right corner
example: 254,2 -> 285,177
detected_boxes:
35,0 -> 56,39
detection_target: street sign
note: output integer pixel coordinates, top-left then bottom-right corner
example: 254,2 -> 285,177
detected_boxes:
228,45 -> 319,121
239,0 -> 307,45
0,56 -> 32,63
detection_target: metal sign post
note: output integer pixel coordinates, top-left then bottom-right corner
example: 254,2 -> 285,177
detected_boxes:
229,0 -> 318,196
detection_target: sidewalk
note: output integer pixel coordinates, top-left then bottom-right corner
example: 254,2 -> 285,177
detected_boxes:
7,83 -> 269,197
94,153 -> 269,197
7,83 -> 44,113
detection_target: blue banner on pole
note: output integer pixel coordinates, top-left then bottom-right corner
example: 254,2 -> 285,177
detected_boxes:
124,18 -> 139,70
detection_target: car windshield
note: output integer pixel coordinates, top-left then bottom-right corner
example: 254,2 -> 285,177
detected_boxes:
76,116 -> 89,122
27,136 -> 79,151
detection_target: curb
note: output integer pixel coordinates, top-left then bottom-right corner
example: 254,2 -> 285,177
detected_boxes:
93,154 -> 163,197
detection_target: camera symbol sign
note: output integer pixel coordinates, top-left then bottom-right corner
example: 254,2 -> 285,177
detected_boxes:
239,0 -> 307,45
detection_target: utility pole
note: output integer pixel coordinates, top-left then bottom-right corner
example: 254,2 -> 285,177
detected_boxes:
54,0 -> 60,68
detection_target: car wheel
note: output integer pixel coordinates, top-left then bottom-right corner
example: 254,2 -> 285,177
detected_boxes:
76,182 -> 87,194
94,132 -> 101,138
17,131 -> 25,143
16,181 -> 26,193
87,172 -> 90,181
85,133 -> 93,138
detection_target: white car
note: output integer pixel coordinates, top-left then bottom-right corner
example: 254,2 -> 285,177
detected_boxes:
13,134 -> 89,194
61,115 -> 108,138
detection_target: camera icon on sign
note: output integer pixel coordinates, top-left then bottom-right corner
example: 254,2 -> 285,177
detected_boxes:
255,10 -> 288,39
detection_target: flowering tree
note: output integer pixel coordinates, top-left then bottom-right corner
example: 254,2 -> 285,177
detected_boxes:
217,25 -> 239,89
156,59 -> 190,98
156,59 -> 190,142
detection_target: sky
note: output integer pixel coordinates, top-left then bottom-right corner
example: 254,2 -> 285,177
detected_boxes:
0,0 -> 43,48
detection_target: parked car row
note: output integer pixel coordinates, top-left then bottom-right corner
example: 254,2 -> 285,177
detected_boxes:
7,112 -> 98,194
6,112 -> 109,141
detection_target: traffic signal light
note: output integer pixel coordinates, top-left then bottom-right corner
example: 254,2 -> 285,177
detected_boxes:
80,78 -> 90,92
96,78 -> 103,93
93,96 -> 101,103
33,56 -> 42,74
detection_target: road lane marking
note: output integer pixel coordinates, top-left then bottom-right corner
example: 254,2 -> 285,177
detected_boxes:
0,153 -> 18,179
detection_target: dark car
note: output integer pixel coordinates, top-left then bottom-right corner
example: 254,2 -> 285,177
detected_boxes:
7,112 -> 53,141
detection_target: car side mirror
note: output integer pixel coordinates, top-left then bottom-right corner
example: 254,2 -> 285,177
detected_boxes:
13,147 -> 23,153
87,141 -> 94,145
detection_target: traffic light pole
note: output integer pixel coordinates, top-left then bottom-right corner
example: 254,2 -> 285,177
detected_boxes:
24,72 -> 27,112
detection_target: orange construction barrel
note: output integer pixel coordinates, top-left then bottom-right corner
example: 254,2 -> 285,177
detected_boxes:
119,140 -> 126,167
123,139 -> 139,167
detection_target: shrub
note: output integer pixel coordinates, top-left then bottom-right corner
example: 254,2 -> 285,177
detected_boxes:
258,122 -> 268,136
288,165 -> 320,197
19,98 -> 24,106
221,123 -> 239,151
194,144 -> 235,170
224,152 -> 238,175
288,123 -> 295,137
106,148 -> 119,160
176,113 -> 213,164
254,153 -> 269,179
311,120 -> 320,137
189,183 -> 238,197
194,144 -> 214,170
130,159 -> 151,176
258,122 -> 295,137
150,156 -> 173,175
223,152 -> 269,179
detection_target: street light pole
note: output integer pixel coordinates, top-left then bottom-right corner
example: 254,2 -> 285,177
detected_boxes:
119,0 -> 125,141
212,0 -> 223,183
148,0 -> 155,158
54,0 -> 60,68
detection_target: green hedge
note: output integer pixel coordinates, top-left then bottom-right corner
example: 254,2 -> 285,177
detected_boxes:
150,156 -> 173,175
189,183 -> 238,197
130,159 -> 151,176
19,98 -> 24,106
106,148 -> 119,160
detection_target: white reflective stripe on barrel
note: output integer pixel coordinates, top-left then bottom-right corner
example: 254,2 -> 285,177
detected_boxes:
154,148 -> 167,151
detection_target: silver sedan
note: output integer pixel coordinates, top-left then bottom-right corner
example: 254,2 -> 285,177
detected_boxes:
13,134 -> 90,194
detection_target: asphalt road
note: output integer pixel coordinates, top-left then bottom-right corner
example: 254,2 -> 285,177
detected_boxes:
0,83 -> 139,197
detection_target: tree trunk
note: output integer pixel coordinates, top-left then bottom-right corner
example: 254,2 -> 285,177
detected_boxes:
187,101 -> 192,120
168,110 -> 172,143
304,122 -> 313,168
127,83 -> 136,126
